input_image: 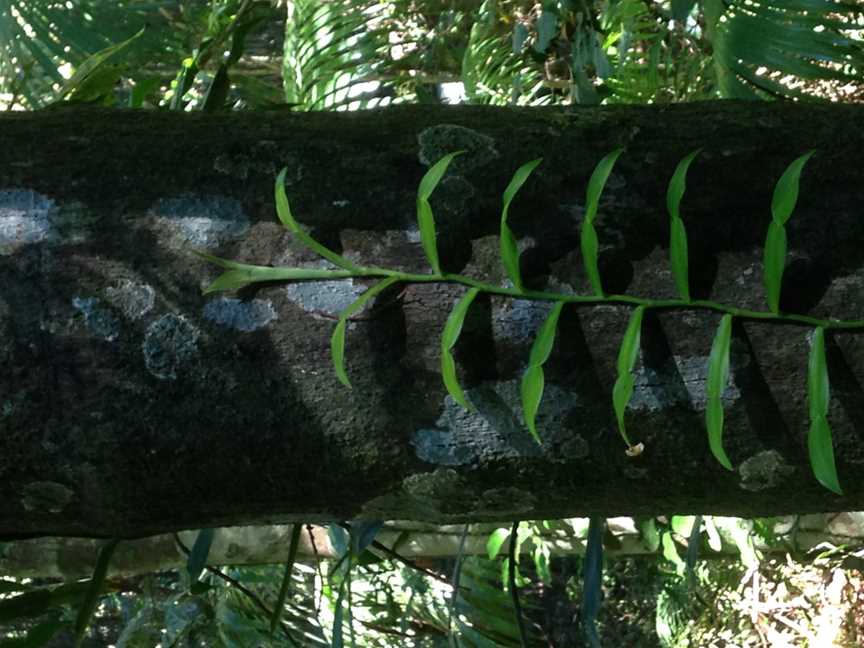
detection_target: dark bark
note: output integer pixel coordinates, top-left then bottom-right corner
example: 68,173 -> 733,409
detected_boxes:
2,102 -> 864,538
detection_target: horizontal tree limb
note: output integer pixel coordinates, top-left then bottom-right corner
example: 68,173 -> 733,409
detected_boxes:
2,102 -> 864,537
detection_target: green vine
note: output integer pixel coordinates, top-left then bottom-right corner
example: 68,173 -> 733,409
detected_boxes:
198,148 -> 846,495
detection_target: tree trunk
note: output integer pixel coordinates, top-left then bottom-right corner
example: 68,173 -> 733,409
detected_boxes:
2,102 -> 864,538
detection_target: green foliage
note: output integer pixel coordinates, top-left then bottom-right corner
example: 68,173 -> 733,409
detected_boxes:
807,327 -> 842,494
417,151 -> 464,276
331,276 -> 401,388
666,149 -> 701,302
500,158 -> 543,292
521,302 -> 564,444
276,169 -> 361,272
612,306 -> 644,450
201,149 -> 853,492
763,152 -> 814,313
582,148 -> 625,296
706,314 -> 734,470
441,287 -> 480,410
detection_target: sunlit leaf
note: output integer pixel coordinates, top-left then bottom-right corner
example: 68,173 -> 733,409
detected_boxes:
612,306 -> 644,446
612,373 -> 635,439
771,151 -> 814,226
807,327 -> 829,419
616,306 -> 644,377
58,27 -> 145,103
528,302 -> 564,367
706,314 -> 734,470
500,158 -> 543,291
417,151 -> 464,275
580,220 -> 602,297
74,539 -> 120,648
331,277 -> 400,388
667,149 -> 700,301
670,217 -> 690,302
486,528 -> 511,560
521,365 -> 545,444
585,148 -> 625,224
521,302 -> 564,443
582,517 -> 604,648
666,149 -> 701,222
807,327 -> 842,495
275,168 -> 360,272
441,287 -> 480,409
809,416 -> 842,496
763,220 -> 787,313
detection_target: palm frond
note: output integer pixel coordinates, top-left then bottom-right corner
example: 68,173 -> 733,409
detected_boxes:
0,0 -> 181,107
283,0 -> 397,111
461,0 -> 552,106
704,0 -> 864,99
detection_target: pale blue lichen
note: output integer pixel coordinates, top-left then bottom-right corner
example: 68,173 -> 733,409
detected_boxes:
142,313 -> 200,380
285,278 -> 365,318
203,297 -> 277,332
148,194 -> 249,248
104,281 -> 155,320
0,189 -> 57,255
411,379 -> 583,466
72,297 -> 121,342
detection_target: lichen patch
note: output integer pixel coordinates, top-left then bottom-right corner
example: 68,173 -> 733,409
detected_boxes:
104,280 -> 155,320
738,450 -> 795,491
147,194 -> 249,249
0,189 -> 57,255
203,297 -> 277,332
285,278 -> 365,318
417,124 -> 498,173
142,313 -> 200,380
72,297 -> 121,342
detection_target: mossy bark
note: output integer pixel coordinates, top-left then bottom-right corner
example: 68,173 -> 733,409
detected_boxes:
2,102 -> 864,538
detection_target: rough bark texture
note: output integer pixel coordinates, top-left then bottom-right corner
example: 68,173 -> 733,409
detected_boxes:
2,102 -> 864,538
